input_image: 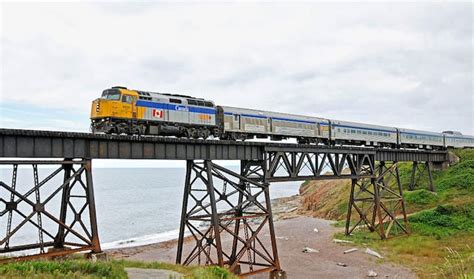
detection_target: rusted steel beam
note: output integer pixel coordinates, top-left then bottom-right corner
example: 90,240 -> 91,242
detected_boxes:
176,160 -> 282,277
0,160 -> 102,262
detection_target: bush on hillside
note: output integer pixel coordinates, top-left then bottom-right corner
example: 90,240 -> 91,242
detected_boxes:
452,148 -> 474,161
408,204 -> 474,238
437,160 -> 474,191
404,189 -> 439,205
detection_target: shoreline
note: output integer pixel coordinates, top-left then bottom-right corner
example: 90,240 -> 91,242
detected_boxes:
106,195 -> 415,278
104,194 -> 302,252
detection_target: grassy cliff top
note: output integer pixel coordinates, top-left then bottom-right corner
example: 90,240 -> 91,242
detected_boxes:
299,148 -> 474,278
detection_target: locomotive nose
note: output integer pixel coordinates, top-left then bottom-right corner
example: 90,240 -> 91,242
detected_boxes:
90,99 -> 103,119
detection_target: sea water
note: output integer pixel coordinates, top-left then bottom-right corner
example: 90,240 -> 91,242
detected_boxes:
0,167 -> 301,251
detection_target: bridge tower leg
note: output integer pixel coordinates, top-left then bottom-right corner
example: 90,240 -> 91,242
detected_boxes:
176,160 -> 284,277
408,161 -> 435,192
0,159 -> 101,262
373,161 -> 409,238
346,159 -> 409,239
345,154 -> 378,236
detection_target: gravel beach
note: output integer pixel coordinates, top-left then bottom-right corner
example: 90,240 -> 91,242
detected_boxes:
107,197 -> 415,278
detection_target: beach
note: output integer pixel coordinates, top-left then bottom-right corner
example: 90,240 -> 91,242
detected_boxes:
107,196 -> 415,278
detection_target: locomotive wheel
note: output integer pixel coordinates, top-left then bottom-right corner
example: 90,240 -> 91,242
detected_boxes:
199,129 -> 209,139
189,128 -> 199,139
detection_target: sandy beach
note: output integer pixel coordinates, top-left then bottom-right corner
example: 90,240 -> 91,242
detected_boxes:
107,197 -> 415,278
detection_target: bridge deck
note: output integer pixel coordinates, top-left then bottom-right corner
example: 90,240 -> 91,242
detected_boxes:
0,128 -> 447,162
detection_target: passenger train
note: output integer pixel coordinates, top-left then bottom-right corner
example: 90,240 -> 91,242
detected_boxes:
90,87 -> 474,149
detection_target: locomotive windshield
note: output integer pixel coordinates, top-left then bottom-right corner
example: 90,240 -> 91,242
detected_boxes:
101,90 -> 121,100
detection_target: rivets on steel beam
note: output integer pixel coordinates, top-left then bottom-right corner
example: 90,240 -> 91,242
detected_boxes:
34,203 -> 44,212
5,202 -> 17,211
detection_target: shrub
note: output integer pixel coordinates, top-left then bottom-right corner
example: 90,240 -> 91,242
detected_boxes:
404,189 -> 439,205
408,204 -> 474,238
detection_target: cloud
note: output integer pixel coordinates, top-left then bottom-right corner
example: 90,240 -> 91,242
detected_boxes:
1,2 -> 472,135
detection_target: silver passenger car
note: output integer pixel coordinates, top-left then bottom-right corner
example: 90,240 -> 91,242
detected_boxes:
398,128 -> 444,149
444,134 -> 474,148
220,106 -> 329,141
330,119 -> 397,146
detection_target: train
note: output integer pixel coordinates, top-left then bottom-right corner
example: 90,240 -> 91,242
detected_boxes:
90,86 -> 474,150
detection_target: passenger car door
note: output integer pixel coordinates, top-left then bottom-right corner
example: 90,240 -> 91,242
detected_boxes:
233,115 -> 241,130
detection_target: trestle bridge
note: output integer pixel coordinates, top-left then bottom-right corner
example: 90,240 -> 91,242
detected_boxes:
0,129 -> 448,277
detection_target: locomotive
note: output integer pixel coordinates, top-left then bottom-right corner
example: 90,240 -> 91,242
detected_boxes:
90,86 -> 474,149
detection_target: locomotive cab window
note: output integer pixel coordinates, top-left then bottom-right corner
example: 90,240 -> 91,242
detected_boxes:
122,95 -> 133,104
102,91 -> 121,100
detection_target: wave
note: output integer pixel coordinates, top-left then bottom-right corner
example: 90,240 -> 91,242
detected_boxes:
101,228 -> 190,250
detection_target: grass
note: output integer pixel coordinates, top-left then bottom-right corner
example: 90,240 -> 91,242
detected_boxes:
0,259 -> 238,279
117,260 -> 238,279
335,203 -> 474,278
0,259 -> 126,278
301,148 -> 474,278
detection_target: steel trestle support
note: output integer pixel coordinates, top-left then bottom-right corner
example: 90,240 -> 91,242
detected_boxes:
176,160 -> 284,277
264,148 -> 376,182
408,161 -> 435,192
0,159 -> 101,263
345,161 -> 409,239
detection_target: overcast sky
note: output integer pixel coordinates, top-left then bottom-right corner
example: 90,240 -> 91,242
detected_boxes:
1,1 -> 473,132
0,2 -> 473,166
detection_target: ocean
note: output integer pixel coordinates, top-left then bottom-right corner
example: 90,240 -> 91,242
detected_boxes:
0,167 -> 301,251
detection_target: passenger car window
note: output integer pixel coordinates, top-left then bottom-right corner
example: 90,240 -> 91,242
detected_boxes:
170,98 -> 182,104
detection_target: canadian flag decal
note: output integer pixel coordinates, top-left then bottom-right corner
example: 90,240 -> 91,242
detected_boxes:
152,109 -> 164,118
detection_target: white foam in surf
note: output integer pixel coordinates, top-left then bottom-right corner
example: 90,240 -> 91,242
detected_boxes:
102,229 -> 190,250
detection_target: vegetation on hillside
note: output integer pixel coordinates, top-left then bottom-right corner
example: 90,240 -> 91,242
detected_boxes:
0,258 -> 238,279
300,148 -> 474,278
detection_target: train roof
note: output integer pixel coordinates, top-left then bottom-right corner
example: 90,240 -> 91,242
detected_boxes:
108,86 -> 214,104
135,90 -> 207,101
220,106 -> 329,123
444,133 -> 474,139
398,128 -> 444,136
329,119 -> 397,132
